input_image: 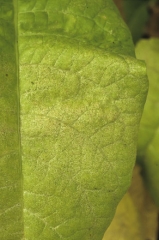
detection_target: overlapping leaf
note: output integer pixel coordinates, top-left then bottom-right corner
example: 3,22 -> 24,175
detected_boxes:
0,1 -> 148,239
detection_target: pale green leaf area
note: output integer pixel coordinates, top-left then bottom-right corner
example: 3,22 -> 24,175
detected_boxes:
0,0 -> 148,240
136,39 -> 159,206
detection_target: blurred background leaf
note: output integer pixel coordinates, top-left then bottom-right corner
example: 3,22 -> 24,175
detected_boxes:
136,39 -> 159,207
103,165 -> 158,240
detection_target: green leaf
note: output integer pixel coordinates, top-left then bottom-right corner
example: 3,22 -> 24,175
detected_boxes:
0,0 -> 148,239
136,38 -> 159,206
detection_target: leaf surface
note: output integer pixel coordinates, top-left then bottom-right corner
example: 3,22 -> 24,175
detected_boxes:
0,0 -> 148,239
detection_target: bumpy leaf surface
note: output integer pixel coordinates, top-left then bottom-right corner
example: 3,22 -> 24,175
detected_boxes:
0,0 -> 147,239
136,39 -> 159,206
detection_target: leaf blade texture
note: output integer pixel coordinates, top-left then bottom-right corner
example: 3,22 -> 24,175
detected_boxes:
0,0 -> 148,239
0,0 -> 23,239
